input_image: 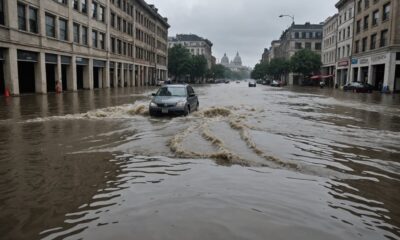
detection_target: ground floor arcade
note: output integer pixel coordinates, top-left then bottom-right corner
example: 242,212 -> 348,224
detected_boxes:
0,47 -> 168,96
351,51 -> 400,93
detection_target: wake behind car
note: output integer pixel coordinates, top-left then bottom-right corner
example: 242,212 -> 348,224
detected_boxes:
271,80 -> 281,87
149,84 -> 199,116
249,80 -> 257,87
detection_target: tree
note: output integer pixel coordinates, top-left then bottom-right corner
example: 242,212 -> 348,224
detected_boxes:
210,64 -> 226,79
267,58 -> 291,79
168,45 -> 192,80
190,55 -> 208,81
290,49 -> 322,77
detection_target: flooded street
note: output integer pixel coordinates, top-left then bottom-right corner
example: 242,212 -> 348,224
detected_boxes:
0,82 -> 399,240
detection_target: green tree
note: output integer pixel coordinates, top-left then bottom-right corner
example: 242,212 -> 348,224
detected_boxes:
210,64 -> 226,79
190,55 -> 208,81
168,45 -> 192,80
267,58 -> 291,79
290,49 -> 322,77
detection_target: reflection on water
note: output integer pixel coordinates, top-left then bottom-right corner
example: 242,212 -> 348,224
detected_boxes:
0,84 -> 399,239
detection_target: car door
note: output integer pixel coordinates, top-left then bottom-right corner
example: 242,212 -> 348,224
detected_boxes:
187,86 -> 196,109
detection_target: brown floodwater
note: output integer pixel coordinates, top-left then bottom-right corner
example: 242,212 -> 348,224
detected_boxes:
0,83 -> 399,240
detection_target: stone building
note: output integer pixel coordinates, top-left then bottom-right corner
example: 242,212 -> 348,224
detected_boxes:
276,22 -> 324,85
261,48 -> 270,63
0,0 -> 169,96
335,0 -> 355,87
168,34 -> 213,69
351,0 -> 400,92
221,52 -> 248,72
322,14 -> 338,86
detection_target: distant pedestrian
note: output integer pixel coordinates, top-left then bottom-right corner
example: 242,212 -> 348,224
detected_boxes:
55,81 -> 62,93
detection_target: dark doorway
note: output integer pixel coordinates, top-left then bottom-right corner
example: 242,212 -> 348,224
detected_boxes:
0,62 -> 4,95
77,65 -> 84,90
374,64 -> 385,90
46,64 -> 56,92
394,65 -> 400,92
110,69 -> 114,88
61,65 -> 68,91
18,61 -> 35,94
93,67 -> 100,89
353,68 -> 358,83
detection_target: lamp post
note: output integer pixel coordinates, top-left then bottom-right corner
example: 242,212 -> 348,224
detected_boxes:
279,14 -> 295,25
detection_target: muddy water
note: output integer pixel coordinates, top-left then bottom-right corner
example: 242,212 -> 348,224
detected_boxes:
0,83 -> 399,240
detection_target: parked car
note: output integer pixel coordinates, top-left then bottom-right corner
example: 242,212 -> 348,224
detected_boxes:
149,84 -> 199,116
271,80 -> 281,87
249,80 -> 257,87
343,82 -> 374,93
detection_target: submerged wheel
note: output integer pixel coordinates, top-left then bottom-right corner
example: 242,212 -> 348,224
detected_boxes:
184,105 -> 190,116
196,101 -> 199,111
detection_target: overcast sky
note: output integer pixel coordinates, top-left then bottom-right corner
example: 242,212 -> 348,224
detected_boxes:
148,0 -> 338,67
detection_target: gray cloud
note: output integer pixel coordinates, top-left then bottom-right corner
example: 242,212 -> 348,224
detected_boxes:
149,0 -> 338,67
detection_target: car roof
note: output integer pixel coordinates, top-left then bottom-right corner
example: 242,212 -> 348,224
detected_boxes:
162,84 -> 188,87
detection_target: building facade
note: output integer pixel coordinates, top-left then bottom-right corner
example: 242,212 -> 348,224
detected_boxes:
351,0 -> 400,92
168,34 -> 213,69
276,22 -> 324,85
261,48 -> 270,63
322,14 -> 338,86
335,0 -> 355,87
0,0 -> 169,96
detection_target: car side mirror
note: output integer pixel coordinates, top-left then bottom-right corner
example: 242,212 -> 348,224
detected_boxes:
152,93 -> 156,96
189,93 -> 196,97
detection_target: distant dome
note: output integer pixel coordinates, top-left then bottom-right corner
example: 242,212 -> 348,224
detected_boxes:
233,52 -> 242,66
221,53 -> 229,65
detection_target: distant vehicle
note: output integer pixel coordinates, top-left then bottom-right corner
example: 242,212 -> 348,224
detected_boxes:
319,81 -> 326,88
149,84 -> 199,116
271,80 -> 281,87
343,82 -> 374,93
256,80 -> 263,84
225,80 -> 230,84
262,80 -> 269,85
248,80 -> 257,87
236,80 -> 240,84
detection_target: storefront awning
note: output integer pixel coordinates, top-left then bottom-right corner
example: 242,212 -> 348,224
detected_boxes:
310,75 -> 334,80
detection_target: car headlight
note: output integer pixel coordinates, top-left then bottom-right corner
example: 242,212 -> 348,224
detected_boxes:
150,102 -> 157,107
176,101 -> 186,107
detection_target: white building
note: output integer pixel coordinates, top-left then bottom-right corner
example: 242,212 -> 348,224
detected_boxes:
335,0 -> 355,87
168,34 -> 213,69
322,14 -> 338,86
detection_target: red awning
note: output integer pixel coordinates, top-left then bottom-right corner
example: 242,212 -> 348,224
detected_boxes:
310,75 -> 334,80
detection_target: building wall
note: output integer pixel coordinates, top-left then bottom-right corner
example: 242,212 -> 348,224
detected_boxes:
351,0 -> 400,92
322,14 -> 338,68
0,0 -> 169,95
168,40 -> 213,69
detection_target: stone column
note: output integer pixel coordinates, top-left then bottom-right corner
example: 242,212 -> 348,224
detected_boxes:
384,53 -> 396,92
83,58 -> 93,89
35,52 -> 47,94
120,63 -> 125,88
357,67 -> 362,82
98,68 -> 103,88
113,63 -> 118,88
56,55 -> 62,91
4,48 -> 19,95
104,61 -> 110,88
368,64 -> 374,85
68,55 -> 77,91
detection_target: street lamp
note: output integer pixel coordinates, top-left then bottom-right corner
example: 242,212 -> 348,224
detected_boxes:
279,14 -> 295,24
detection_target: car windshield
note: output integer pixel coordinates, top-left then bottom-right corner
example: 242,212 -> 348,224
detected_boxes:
156,87 -> 187,97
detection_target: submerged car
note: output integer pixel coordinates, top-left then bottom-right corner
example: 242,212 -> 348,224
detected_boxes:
271,80 -> 281,87
149,84 -> 199,116
249,80 -> 257,87
343,82 -> 374,93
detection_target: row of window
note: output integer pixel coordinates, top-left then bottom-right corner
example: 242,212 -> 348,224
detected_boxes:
110,36 -> 134,57
338,7 -> 354,25
136,28 -> 156,48
136,47 -> 156,62
293,31 -> 323,39
295,42 -> 322,50
323,35 -> 336,48
357,0 -> 381,13
338,26 -> 352,42
337,44 -> 352,59
355,3 -> 390,34
322,49 -> 336,64
355,29 -> 388,53
110,11 -> 134,36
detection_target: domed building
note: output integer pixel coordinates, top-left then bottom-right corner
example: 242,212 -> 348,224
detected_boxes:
232,52 -> 242,66
220,52 -> 248,72
221,53 -> 230,66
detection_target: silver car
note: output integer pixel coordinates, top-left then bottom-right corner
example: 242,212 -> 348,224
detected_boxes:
149,84 -> 199,116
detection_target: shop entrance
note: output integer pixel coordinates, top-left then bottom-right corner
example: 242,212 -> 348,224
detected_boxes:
395,65 -> 400,92
373,64 -> 385,90
46,64 -> 56,93
18,62 -> 36,94
77,65 -> 84,90
93,67 -> 100,89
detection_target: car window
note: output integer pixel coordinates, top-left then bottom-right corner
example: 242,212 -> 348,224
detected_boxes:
188,86 -> 195,95
156,87 -> 187,97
